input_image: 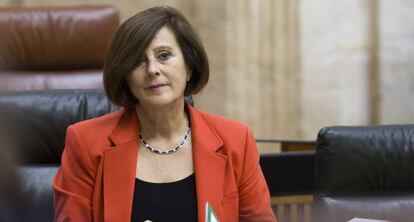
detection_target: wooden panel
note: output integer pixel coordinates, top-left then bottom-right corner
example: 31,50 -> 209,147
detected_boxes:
304,203 -> 311,222
271,195 -> 313,205
281,141 -> 316,152
272,195 -> 314,222
195,0 -> 302,142
290,203 -> 298,222
277,204 -> 285,222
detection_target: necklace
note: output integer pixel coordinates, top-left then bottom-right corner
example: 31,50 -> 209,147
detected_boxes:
139,125 -> 191,155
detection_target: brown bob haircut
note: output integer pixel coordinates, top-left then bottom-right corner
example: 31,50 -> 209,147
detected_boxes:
103,6 -> 209,109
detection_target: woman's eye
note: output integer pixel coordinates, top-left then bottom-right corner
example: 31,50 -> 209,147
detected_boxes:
158,52 -> 171,61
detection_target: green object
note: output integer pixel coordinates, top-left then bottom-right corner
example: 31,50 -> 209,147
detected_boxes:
205,202 -> 219,222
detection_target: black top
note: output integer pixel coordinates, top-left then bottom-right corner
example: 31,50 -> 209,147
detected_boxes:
131,174 -> 198,222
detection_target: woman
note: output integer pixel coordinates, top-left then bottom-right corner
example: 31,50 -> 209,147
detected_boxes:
53,6 -> 276,222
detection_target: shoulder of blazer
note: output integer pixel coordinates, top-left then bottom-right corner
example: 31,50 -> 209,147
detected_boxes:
195,109 -> 250,138
192,108 -> 259,187
193,108 -> 253,157
66,109 -> 125,147
71,109 -> 124,131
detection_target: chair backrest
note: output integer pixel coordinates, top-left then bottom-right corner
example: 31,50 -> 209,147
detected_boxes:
0,89 -> 118,164
314,125 -> 414,222
0,5 -> 119,90
0,89 -> 117,221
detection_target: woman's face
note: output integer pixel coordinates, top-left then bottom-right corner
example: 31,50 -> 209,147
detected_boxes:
127,26 -> 189,107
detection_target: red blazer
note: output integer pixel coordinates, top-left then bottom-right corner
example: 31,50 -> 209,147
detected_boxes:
53,105 -> 277,222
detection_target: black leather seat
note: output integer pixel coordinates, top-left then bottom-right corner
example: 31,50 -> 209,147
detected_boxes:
0,90 -> 118,163
0,89 -> 117,221
314,125 -> 414,222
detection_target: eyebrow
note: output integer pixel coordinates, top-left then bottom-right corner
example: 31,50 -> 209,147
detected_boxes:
153,45 -> 173,52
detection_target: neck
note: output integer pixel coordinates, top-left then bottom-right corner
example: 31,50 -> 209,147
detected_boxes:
135,99 -> 188,140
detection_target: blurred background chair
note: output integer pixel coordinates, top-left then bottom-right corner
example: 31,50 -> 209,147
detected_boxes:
0,5 -> 119,221
0,5 -> 119,90
0,90 -> 118,221
314,125 -> 414,222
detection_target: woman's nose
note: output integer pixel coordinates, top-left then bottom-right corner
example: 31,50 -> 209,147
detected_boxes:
146,59 -> 161,77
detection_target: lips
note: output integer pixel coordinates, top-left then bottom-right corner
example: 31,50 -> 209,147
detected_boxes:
147,83 -> 167,90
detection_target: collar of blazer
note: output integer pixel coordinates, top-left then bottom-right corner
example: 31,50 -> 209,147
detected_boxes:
102,103 -> 227,222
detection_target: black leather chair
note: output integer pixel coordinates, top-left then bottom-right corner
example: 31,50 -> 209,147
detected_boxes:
314,125 -> 414,222
0,89 -> 117,221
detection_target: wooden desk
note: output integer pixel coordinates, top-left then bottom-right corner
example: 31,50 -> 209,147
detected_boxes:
257,139 -> 316,152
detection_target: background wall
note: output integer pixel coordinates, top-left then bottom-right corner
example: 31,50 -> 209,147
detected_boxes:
1,0 -> 413,141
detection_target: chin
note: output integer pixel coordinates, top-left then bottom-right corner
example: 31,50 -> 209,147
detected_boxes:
142,95 -> 184,107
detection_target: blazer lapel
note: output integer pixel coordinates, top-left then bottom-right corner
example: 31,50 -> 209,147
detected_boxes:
189,106 -> 227,222
103,110 -> 139,222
